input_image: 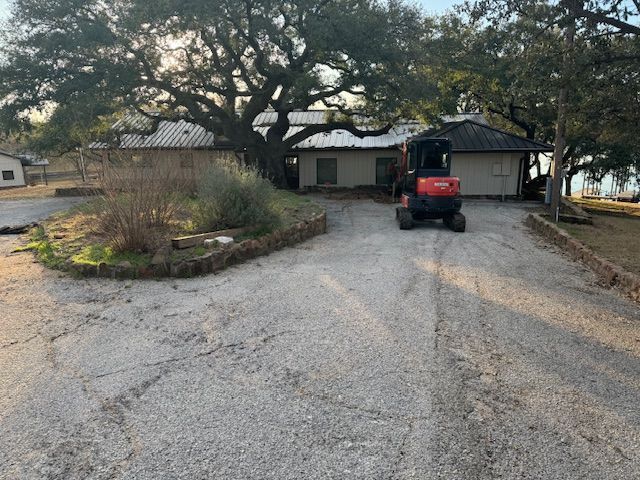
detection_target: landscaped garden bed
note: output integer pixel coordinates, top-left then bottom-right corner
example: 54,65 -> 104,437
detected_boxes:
16,160 -> 326,279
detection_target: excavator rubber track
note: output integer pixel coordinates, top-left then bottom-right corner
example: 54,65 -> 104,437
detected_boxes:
443,213 -> 466,232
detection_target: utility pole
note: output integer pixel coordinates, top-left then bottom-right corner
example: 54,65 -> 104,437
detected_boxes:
550,0 -> 577,221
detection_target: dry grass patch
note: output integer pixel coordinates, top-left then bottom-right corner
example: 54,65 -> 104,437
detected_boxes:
560,214 -> 640,276
570,197 -> 640,217
0,180 -> 91,200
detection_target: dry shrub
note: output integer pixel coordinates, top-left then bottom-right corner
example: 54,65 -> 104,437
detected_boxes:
193,160 -> 279,231
97,153 -> 187,252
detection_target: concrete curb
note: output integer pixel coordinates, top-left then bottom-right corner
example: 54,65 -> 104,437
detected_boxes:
526,213 -> 640,302
68,212 -> 327,280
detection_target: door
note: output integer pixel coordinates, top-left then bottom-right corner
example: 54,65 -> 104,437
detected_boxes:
376,158 -> 394,185
284,155 -> 299,189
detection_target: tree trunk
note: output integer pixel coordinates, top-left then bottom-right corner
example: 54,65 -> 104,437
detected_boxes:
264,152 -> 288,189
550,1 -> 577,222
245,144 -> 288,189
255,148 -> 287,188
565,173 -> 574,196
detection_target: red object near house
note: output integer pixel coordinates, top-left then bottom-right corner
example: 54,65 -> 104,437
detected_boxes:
416,177 -> 460,196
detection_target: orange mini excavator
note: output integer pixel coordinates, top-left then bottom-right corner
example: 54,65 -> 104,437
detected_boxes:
395,137 -> 465,232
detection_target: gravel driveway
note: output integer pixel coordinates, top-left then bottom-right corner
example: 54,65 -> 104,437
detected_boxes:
1,198 -> 638,479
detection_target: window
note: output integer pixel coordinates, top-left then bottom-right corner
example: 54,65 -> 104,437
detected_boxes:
419,141 -> 449,170
2,170 -> 15,181
317,158 -> 337,185
376,158 -> 395,185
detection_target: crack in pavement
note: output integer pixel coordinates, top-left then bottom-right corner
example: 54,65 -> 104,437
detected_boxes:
93,330 -> 294,379
0,333 -> 39,349
93,342 -> 242,379
388,420 -> 414,480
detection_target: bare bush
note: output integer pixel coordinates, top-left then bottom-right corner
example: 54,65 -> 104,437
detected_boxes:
97,152 -> 188,252
193,160 -> 279,232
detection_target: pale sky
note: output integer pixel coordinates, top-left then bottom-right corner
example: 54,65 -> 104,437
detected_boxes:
0,0 -> 465,21
0,0 -> 9,18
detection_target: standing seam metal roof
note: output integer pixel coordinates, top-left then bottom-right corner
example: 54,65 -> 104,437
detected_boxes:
92,114 -> 217,150
431,120 -> 554,152
91,111 -> 549,152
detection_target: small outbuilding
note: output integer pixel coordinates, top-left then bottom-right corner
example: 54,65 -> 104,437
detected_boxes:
0,150 -> 26,189
256,111 -> 554,196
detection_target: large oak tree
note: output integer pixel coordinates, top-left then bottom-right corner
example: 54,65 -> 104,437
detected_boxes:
0,0 -> 433,186
429,1 -> 640,194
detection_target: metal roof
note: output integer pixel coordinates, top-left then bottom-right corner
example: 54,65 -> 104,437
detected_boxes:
252,110 -> 489,128
92,110 -> 535,152
0,149 -> 50,166
91,113 -> 217,150
0,149 -> 22,161
258,122 -> 426,150
252,112 -> 490,150
430,120 -> 554,152
253,110 -> 328,126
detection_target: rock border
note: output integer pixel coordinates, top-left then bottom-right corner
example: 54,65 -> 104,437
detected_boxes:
67,212 -> 327,280
526,213 -> 640,302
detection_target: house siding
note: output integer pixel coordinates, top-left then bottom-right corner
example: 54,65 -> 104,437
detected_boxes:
298,149 -> 523,196
298,149 -> 400,188
451,152 -> 522,196
0,154 -> 26,188
97,149 -> 238,192
100,149 -> 236,164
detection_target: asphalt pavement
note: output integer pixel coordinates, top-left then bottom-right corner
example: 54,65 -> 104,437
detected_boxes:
0,198 -> 638,479
0,197 -> 87,228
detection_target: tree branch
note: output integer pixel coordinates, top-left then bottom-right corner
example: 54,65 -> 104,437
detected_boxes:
576,7 -> 640,35
284,121 -> 393,150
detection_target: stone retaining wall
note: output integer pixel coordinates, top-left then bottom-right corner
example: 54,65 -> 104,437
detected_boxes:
54,186 -> 103,197
526,213 -> 640,302
68,212 -> 327,280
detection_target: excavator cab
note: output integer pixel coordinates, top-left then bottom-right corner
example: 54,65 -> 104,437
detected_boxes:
396,137 -> 465,232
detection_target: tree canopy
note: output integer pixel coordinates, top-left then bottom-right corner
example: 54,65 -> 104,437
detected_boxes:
1,0 -> 638,193
427,0 -> 640,193
0,0 -> 434,185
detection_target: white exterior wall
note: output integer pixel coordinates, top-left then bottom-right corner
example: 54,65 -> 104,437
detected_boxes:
298,149 -> 400,188
298,149 -> 523,196
0,154 -> 26,188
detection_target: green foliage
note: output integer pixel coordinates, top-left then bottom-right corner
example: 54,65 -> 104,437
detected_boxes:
0,0 -> 434,185
27,94 -> 118,155
433,2 -> 640,185
71,244 -> 151,267
15,227 -> 66,269
192,161 -> 280,232
16,226 -> 151,270
235,225 -> 275,242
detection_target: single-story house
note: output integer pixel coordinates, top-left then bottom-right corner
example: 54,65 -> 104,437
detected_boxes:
91,110 -> 554,197
0,150 -> 27,189
90,114 -> 237,166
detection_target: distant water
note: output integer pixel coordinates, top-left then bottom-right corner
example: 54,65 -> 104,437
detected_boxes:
570,172 -> 638,196
533,159 -> 638,196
